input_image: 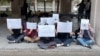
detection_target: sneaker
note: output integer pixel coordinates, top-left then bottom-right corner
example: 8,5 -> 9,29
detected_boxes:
15,41 -> 21,43
67,44 -> 70,47
56,43 -> 63,47
87,45 -> 92,49
63,44 -> 70,47
8,41 -> 15,44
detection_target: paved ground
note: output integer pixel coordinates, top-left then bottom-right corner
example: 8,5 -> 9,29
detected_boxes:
0,18 -> 100,56
0,51 -> 100,56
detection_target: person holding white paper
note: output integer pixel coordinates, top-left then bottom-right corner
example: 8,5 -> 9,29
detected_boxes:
7,28 -> 25,43
55,21 -> 76,47
38,23 -> 56,49
7,19 -> 25,43
80,19 -> 89,30
7,19 -> 22,29
22,21 -> 39,43
77,23 -> 95,49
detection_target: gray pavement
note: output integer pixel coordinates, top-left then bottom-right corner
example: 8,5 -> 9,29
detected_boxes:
0,51 -> 100,56
0,18 -> 100,56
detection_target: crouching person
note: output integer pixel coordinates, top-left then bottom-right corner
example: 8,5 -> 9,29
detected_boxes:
7,28 -> 25,43
77,24 -> 95,49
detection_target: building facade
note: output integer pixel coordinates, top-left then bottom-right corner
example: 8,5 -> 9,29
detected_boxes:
27,0 -> 58,12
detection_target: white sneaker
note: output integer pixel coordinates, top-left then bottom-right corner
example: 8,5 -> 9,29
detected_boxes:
56,44 -> 62,47
56,43 -> 64,47
8,41 -> 15,44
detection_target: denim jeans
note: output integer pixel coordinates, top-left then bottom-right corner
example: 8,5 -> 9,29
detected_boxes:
77,37 -> 93,46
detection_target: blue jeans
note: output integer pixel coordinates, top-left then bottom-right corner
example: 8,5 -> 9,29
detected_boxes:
77,38 -> 93,46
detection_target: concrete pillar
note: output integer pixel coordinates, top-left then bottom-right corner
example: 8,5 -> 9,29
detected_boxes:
11,0 -> 24,17
35,0 -> 37,11
60,0 -> 72,14
91,0 -> 100,46
52,0 -> 56,11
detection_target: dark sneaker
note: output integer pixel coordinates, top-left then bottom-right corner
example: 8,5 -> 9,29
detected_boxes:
87,45 -> 92,49
63,44 -> 70,47
66,44 -> 70,47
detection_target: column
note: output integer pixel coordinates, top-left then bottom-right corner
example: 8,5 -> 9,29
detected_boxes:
60,0 -> 72,14
44,0 -> 46,12
11,0 -> 24,17
35,0 -> 37,11
52,0 -> 56,11
91,0 -> 100,46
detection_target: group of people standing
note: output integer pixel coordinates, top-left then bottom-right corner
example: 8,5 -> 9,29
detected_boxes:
77,0 -> 91,22
7,19 -> 95,49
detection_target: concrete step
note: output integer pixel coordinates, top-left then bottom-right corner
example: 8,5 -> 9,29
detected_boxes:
0,19 -> 100,54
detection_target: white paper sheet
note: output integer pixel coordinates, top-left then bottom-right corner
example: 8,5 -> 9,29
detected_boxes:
53,14 -> 59,23
40,17 -> 55,25
57,22 -> 72,33
80,19 -> 89,30
40,17 -> 47,25
38,25 -> 55,37
7,18 -> 22,29
27,22 -> 37,29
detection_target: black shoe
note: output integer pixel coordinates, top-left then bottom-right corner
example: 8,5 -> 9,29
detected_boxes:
87,45 -> 92,49
63,44 -> 70,47
15,41 -> 21,43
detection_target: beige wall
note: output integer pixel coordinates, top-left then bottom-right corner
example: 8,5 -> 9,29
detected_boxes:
91,0 -> 100,46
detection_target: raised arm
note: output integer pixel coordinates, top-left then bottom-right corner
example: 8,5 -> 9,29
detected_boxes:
8,28 -> 14,34
88,24 -> 95,34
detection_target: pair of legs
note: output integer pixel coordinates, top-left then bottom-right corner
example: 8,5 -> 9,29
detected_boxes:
55,33 -> 75,46
38,37 -> 56,49
77,37 -> 93,47
38,41 -> 56,49
55,38 -> 73,46
7,34 -> 25,43
24,36 -> 39,43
